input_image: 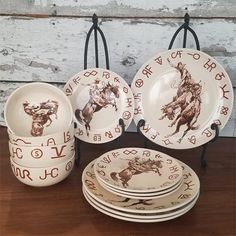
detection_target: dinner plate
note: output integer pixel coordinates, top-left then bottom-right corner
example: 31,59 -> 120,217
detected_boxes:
82,159 -> 200,214
94,148 -> 182,193
83,187 -> 199,219
96,177 -> 183,199
131,48 -> 234,149
63,68 -> 134,144
83,187 -> 199,222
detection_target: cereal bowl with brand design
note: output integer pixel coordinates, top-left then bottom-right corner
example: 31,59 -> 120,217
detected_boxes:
7,122 -> 74,146
4,82 -> 73,137
8,139 -> 75,168
10,154 -> 75,187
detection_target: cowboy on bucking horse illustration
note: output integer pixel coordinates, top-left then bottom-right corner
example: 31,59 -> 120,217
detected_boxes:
75,79 -> 120,136
159,58 -> 202,143
23,100 -> 59,137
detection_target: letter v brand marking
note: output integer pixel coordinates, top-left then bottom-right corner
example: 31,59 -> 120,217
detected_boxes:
51,145 -> 66,159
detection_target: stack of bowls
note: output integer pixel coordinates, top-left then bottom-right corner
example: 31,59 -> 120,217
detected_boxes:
4,82 -> 75,187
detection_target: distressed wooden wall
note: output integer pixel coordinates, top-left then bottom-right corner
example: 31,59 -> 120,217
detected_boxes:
0,0 -> 235,136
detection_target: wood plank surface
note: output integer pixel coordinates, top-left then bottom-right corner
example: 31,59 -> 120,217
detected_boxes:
0,0 -> 236,18
1,17 -> 236,86
0,16 -> 235,136
0,126 -> 235,236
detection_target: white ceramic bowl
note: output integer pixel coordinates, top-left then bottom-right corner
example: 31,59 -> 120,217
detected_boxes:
9,139 -> 75,167
4,82 -> 73,137
7,122 -> 74,146
10,154 -> 75,187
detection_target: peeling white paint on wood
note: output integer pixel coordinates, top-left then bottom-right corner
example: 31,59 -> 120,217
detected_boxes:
0,17 -> 236,86
0,0 -> 236,17
0,15 -> 235,136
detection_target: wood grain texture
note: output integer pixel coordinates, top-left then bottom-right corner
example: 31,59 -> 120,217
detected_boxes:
0,127 -> 235,236
0,16 -> 235,136
0,0 -> 236,18
0,17 -> 236,86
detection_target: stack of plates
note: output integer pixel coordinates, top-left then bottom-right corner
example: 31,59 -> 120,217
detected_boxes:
82,147 -> 200,223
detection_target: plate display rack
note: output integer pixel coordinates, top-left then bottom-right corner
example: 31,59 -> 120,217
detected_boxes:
74,14 -> 125,164
75,13 -> 219,168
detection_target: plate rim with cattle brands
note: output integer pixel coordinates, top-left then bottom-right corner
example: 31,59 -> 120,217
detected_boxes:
82,159 -> 200,214
63,68 -> 134,144
82,187 -> 200,222
96,176 -> 183,199
131,48 -> 234,149
94,147 -> 183,193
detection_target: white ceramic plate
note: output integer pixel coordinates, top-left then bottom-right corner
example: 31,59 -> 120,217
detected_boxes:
131,48 -> 234,149
83,187 -> 199,223
94,148 -> 182,193
4,82 -> 73,137
97,177 -> 183,199
63,68 -> 134,144
82,159 -> 200,214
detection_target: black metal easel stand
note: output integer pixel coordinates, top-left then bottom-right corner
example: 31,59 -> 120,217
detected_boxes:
137,13 -> 219,168
75,14 -> 125,165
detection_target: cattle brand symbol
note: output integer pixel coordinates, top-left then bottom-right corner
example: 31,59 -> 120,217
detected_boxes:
65,161 -> 73,171
135,79 -> 144,88
220,84 -> 230,100
110,157 -> 163,188
123,149 -> 138,155
84,70 -> 97,77
188,135 -> 196,144
39,168 -> 59,180
31,148 -> 43,159
202,128 -> 212,137
23,100 -> 59,137
159,58 -> 202,143
162,139 -> 173,146
122,111 -> 131,120
220,106 -> 229,115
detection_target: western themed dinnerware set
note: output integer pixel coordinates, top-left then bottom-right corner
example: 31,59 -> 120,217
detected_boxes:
4,48 -> 234,221
4,83 -> 75,187
82,148 -> 200,223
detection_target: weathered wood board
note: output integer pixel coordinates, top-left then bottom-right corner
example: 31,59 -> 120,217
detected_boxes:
0,0 -> 236,18
0,15 -> 235,136
0,17 -> 236,86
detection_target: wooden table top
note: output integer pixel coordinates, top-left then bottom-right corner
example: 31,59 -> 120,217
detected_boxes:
0,126 -> 235,236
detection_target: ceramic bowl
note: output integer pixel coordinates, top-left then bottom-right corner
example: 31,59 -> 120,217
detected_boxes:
4,82 -> 73,137
10,154 -> 75,187
8,139 -> 75,168
7,122 -> 74,146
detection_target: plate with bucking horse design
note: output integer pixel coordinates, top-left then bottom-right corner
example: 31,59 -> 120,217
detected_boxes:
63,68 -> 134,144
131,48 -> 234,149
94,148 -> 182,193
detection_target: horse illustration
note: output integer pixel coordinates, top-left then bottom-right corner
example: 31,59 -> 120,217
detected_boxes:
23,100 -> 58,136
164,83 -> 202,142
110,157 -> 163,188
159,58 -> 202,142
75,81 -> 120,136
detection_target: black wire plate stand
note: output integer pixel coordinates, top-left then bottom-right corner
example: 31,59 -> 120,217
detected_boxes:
75,14 -> 125,165
137,13 -> 219,168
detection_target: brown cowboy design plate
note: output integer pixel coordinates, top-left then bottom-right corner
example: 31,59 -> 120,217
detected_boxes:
83,158 -> 200,214
63,68 -> 134,144
131,48 -> 234,149
94,148 -> 182,193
